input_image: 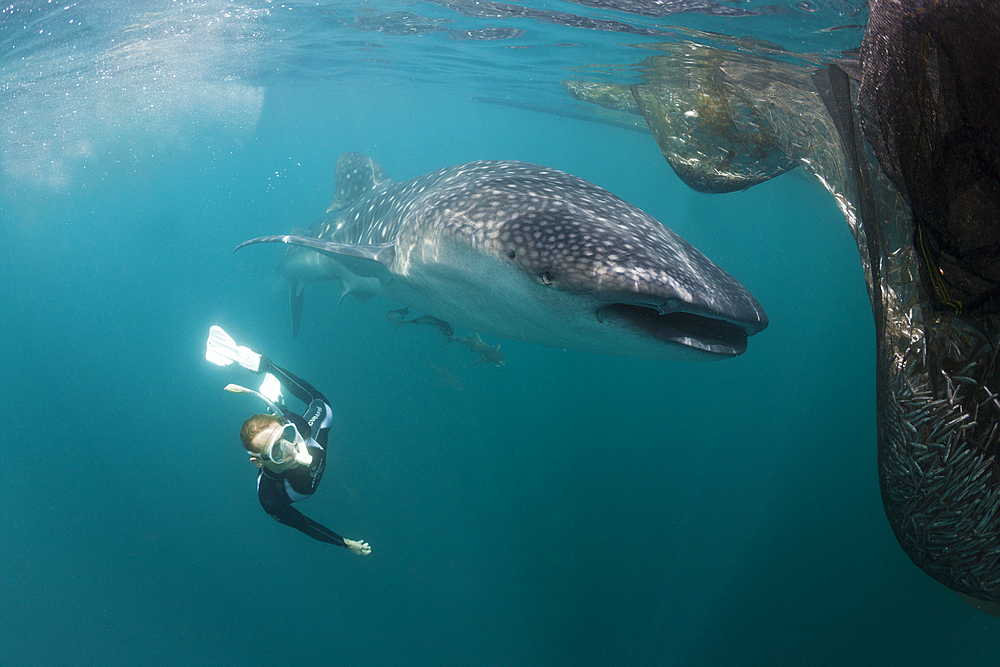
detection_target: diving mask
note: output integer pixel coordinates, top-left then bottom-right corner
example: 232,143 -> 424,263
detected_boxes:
257,422 -> 303,464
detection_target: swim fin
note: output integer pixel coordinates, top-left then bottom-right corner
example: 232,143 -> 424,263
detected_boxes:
206,326 -> 261,372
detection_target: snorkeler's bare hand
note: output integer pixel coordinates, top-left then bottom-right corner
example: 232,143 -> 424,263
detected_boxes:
345,538 -> 371,555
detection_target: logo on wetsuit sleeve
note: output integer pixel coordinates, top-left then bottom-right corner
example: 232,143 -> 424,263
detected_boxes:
309,446 -> 325,489
305,401 -> 333,431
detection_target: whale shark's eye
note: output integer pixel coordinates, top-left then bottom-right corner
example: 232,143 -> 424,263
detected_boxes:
507,249 -> 517,259
539,271 -> 554,286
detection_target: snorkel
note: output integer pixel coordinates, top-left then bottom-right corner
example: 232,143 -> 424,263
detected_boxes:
224,377 -> 314,467
224,380 -> 283,414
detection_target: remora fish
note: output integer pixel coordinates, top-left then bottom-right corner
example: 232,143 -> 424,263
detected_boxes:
387,308 -> 455,337
236,152 -> 768,359
447,333 -> 505,367
427,362 -> 463,391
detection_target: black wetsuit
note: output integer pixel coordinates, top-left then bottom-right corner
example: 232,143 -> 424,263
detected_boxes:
254,358 -> 349,548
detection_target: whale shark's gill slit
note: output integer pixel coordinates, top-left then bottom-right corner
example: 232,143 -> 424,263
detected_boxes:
599,303 -> 749,356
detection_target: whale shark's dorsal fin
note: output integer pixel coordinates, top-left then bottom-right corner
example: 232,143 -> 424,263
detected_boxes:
326,152 -> 393,212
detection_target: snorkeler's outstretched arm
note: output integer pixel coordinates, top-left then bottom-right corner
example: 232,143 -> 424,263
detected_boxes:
262,499 -> 370,554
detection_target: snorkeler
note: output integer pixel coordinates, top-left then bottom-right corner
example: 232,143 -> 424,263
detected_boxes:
206,326 -> 371,555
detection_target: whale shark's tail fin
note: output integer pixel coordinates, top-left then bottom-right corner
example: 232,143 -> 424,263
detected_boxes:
326,152 -> 393,212
275,230 -> 321,338
289,279 -> 305,338
238,233 -> 395,337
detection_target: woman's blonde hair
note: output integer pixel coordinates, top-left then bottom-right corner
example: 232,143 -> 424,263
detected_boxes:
240,413 -> 283,453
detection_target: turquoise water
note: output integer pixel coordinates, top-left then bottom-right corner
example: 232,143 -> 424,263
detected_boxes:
2,1 -> 996,666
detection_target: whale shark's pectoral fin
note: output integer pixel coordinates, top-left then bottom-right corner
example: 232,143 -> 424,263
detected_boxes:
235,235 -> 396,283
341,287 -> 374,304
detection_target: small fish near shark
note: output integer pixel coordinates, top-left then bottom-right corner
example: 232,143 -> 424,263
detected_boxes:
235,152 -> 768,360
389,307 -> 501,366
448,333 -> 504,367
387,307 -> 455,337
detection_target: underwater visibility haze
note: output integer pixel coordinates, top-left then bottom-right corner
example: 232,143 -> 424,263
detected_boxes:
2,1 -> 998,666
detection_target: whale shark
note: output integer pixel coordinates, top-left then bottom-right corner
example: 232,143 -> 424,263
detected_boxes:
235,152 -> 768,359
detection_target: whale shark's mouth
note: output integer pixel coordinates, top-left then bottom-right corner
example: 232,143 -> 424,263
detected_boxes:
597,303 -> 749,357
